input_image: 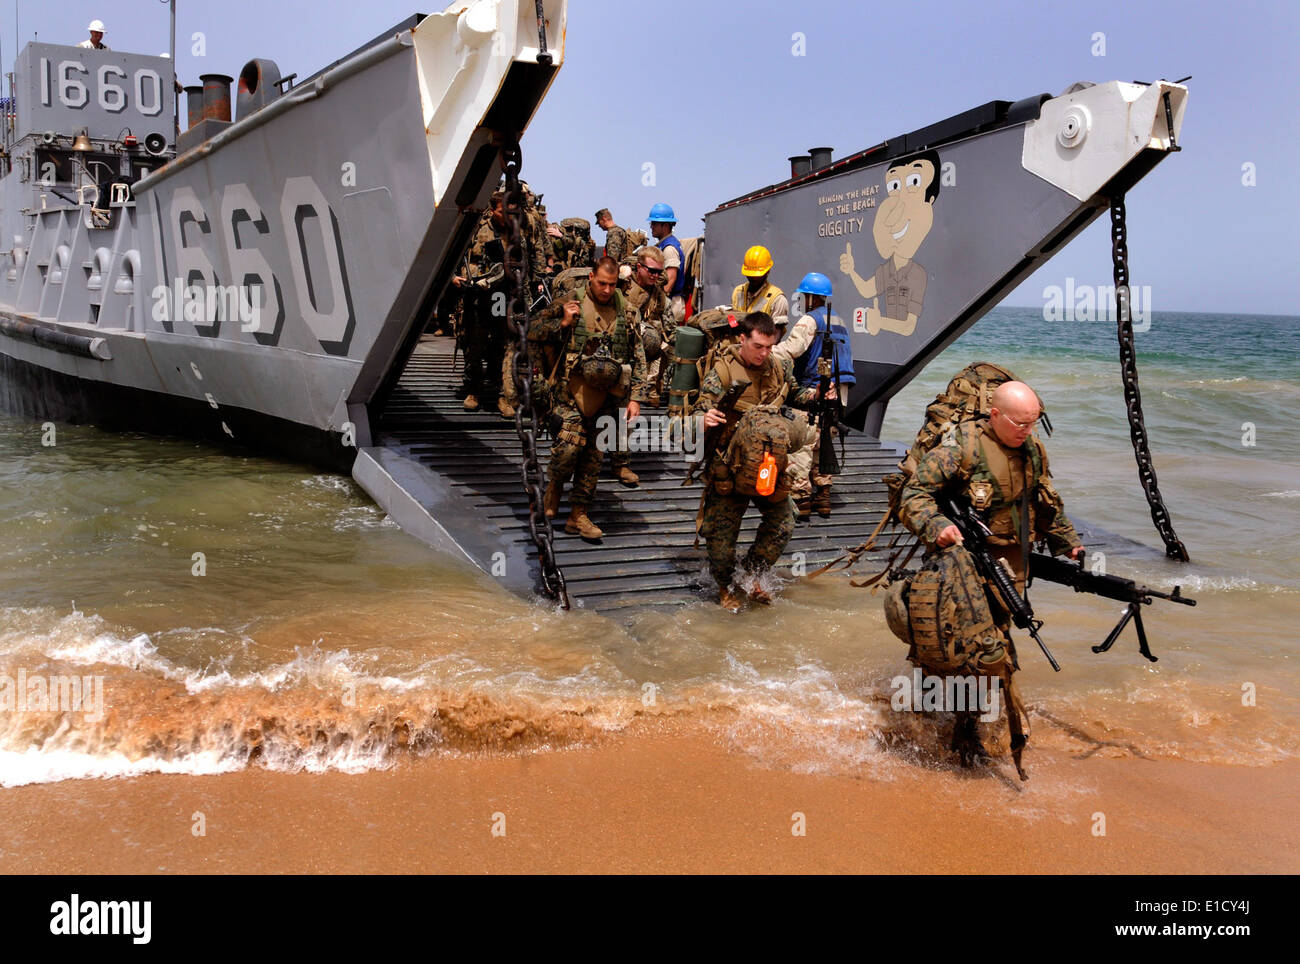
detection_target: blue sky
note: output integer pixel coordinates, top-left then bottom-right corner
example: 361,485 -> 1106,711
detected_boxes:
17,0 -> 1299,314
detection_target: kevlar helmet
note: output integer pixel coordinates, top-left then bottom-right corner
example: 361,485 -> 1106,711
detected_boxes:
579,344 -> 622,390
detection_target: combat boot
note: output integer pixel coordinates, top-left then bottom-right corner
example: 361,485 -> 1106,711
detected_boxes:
950,713 -> 991,767
498,397 -> 516,419
543,480 -> 561,519
812,483 -> 832,518
718,586 -> 743,613
564,506 -> 604,541
794,494 -> 812,521
463,394 -> 480,412
617,465 -> 639,487
748,583 -> 772,605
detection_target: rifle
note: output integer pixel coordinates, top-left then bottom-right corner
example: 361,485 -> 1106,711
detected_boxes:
1029,552 -> 1195,662
814,299 -> 844,476
938,495 -> 1061,672
683,377 -> 750,485
531,276 -> 551,314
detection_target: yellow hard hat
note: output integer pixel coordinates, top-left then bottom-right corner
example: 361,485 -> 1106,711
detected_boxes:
741,245 -> 774,277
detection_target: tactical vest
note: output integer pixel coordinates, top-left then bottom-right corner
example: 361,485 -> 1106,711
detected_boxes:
623,279 -> 666,324
712,344 -> 790,416
568,286 -> 632,362
730,281 -> 785,315
954,423 -> 1047,547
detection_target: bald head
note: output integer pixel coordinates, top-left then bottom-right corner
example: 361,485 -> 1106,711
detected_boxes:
989,380 -> 1042,447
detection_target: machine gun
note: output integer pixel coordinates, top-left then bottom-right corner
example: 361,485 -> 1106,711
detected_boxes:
1029,552 -> 1195,662
938,495 -> 1061,672
683,378 -> 750,485
814,298 -> 844,476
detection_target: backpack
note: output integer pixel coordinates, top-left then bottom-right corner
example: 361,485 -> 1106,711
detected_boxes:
560,218 -> 593,267
796,308 -> 856,388
552,266 -> 591,302
885,545 -> 1010,675
688,307 -> 744,385
723,406 -> 792,501
882,361 -> 1024,523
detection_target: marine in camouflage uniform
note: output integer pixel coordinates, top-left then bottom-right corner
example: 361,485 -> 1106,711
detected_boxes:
597,248 -> 671,486
691,312 -> 818,610
595,208 -> 628,264
496,184 -> 551,418
619,246 -> 672,404
454,200 -> 510,414
530,257 -> 649,540
898,380 -> 1083,775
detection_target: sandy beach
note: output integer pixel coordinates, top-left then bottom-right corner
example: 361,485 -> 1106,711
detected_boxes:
2,718 -> 1295,875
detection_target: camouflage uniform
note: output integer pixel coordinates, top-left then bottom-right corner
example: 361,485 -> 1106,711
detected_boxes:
899,422 -> 1081,591
620,274 -> 672,400
603,223 -> 629,263
692,347 -> 817,590
498,190 -> 550,411
459,213 -> 509,402
898,420 -> 1082,768
529,282 -> 649,509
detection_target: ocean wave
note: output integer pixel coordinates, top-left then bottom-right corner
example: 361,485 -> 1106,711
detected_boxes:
1261,490 -> 1300,499
1,607 -> 1294,786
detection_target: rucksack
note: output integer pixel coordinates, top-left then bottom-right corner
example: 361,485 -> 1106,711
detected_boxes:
882,361 -> 1025,523
884,544 -> 1009,674
551,266 -> 591,302
688,307 -> 744,385
723,406 -> 792,501
796,308 -> 856,388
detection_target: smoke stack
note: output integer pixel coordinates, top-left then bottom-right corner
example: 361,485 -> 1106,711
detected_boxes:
808,146 -> 833,171
184,85 -> 204,128
788,155 -> 812,179
200,73 -> 234,123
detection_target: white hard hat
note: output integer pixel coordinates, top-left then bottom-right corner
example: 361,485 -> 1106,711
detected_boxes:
88,20 -> 106,33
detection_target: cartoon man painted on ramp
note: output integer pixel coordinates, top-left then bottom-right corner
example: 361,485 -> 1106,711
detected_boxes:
839,149 -> 940,337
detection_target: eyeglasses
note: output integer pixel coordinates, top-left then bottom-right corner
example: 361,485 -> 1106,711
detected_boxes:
999,411 -> 1041,430
640,265 -> 664,275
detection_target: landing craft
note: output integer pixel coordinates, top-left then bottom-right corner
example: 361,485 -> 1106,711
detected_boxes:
0,2 -> 1187,609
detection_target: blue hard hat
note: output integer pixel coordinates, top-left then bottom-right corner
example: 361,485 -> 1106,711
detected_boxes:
795,271 -> 832,297
647,202 -> 676,223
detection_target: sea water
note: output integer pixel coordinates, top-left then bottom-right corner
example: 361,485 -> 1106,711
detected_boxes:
1,308 -> 1295,785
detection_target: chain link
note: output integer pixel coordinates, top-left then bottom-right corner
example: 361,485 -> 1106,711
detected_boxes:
1110,195 -> 1190,561
500,141 -> 570,607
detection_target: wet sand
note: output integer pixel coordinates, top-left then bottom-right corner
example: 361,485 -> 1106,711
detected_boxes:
1,719 -> 1295,874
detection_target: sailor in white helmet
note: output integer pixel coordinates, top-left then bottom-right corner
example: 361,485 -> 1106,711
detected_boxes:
78,20 -> 110,50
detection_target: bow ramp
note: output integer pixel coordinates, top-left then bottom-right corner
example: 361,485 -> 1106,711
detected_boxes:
352,337 -> 905,612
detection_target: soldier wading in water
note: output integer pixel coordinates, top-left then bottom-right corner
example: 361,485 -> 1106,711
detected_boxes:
692,312 -> 827,611
897,380 -> 1084,776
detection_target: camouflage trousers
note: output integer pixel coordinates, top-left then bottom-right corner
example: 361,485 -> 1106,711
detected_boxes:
460,311 -> 507,400
700,486 -> 796,588
549,399 -> 618,506
786,424 -> 834,497
908,544 -> 1029,748
501,347 -> 519,407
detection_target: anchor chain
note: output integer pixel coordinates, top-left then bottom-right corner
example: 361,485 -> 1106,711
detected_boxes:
1109,194 -> 1190,561
500,141 -> 570,607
